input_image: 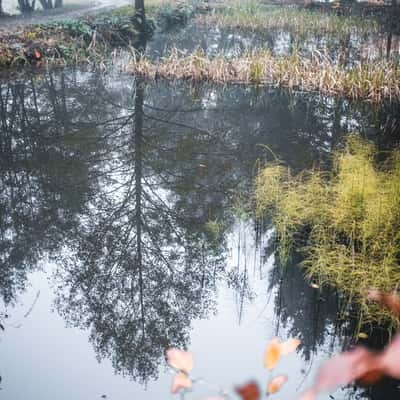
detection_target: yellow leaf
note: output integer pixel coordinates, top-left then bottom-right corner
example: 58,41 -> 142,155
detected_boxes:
264,337 -> 281,369
358,332 -> 368,339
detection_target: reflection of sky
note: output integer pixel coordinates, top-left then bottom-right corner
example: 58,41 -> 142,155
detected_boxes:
0,219 -> 349,400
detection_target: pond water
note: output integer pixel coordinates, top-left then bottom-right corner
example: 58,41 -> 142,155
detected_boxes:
148,21 -> 400,64
0,66 -> 400,400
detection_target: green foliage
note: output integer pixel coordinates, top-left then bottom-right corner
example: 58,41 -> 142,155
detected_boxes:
255,136 -> 400,328
157,1 -> 194,29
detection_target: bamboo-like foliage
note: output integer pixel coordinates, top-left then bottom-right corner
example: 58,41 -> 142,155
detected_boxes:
255,136 -> 400,328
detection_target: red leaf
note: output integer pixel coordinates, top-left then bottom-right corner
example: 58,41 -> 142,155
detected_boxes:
235,381 -> 260,400
34,50 -> 41,59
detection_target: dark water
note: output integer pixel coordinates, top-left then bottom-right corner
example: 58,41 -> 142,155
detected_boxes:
0,67 -> 400,400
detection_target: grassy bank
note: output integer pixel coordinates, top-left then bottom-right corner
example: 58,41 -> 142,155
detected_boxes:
198,1 -> 380,37
255,136 -> 400,329
0,0 -> 197,69
0,11 -> 151,68
127,49 -> 400,103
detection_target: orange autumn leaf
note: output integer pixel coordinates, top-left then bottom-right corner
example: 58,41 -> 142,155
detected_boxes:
267,375 -> 288,394
280,338 -> 301,355
236,381 -> 260,400
171,372 -> 192,394
264,337 -> 281,369
166,348 -> 193,373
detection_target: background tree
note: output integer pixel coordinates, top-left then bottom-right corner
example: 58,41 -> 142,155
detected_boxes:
17,0 -> 35,13
38,0 -> 62,10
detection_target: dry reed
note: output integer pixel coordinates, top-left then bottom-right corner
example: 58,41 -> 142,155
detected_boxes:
127,48 -> 400,103
199,2 -> 380,37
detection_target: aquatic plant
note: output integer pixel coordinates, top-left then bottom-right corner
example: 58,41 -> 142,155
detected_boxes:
127,48 -> 400,103
255,136 -> 400,328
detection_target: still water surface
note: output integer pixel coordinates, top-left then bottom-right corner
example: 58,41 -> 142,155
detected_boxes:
0,66 -> 399,400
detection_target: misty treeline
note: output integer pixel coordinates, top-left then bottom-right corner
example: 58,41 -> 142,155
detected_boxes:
0,0 -> 63,15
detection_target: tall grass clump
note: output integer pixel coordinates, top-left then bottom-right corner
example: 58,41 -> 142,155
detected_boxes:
200,1 -> 379,37
127,49 -> 400,103
255,136 -> 400,329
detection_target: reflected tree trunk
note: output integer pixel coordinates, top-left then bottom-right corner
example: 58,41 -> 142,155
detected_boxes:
135,0 -> 145,21
39,0 -> 62,9
134,75 -> 145,339
18,0 -> 35,13
387,31 -> 393,60
133,36 -> 147,339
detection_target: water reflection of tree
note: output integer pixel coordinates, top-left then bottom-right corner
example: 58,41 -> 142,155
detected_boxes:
1,68 -> 400,385
266,253 -> 341,361
0,72 -> 110,306
54,76 -> 230,383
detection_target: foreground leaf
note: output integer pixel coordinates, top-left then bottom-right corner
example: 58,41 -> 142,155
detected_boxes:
166,348 -> 194,373
280,338 -> 301,355
267,375 -> 288,394
264,337 -> 281,369
368,289 -> 400,315
298,334 -> 400,399
235,381 -> 260,400
171,372 -> 192,394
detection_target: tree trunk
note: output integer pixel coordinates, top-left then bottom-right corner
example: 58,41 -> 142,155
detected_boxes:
134,76 -> 145,339
387,31 -> 393,60
135,0 -> 145,19
18,0 -> 36,13
39,0 -> 54,9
